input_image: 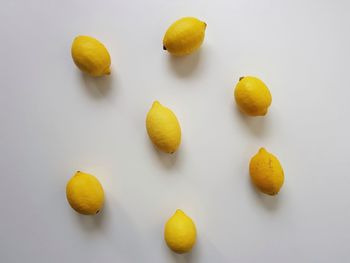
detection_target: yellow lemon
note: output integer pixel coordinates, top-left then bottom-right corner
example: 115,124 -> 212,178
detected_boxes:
146,101 -> 181,153
66,171 -> 104,215
163,17 -> 207,56
71,36 -> 111,77
164,209 -> 197,254
234,76 -> 272,116
249,148 -> 284,195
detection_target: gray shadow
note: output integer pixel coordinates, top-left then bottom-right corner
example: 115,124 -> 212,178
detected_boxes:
166,244 -> 198,263
168,252 -> 187,263
80,72 -> 114,98
166,236 -> 227,263
168,50 -> 202,78
233,104 -> 269,136
183,240 -> 200,262
199,239 -> 228,263
248,176 -> 280,211
75,196 -> 109,231
146,134 -> 180,169
155,148 -> 179,169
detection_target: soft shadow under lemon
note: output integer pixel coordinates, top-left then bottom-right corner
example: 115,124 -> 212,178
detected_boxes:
248,176 -> 281,211
75,198 -> 109,231
168,50 -> 202,78
233,105 -> 270,136
80,72 -> 114,98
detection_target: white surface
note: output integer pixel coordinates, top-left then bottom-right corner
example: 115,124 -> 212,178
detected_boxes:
1,0 -> 350,262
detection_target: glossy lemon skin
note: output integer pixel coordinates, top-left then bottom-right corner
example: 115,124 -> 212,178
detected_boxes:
146,101 -> 181,153
71,36 -> 111,77
164,210 -> 197,254
163,17 -> 207,56
234,76 -> 272,116
66,171 -> 104,215
249,148 -> 284,195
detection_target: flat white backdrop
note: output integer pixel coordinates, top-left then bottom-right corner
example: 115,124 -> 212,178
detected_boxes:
1,0 -> 349,262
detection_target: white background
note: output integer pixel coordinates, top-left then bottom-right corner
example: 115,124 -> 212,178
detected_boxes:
1,0 -> 350,262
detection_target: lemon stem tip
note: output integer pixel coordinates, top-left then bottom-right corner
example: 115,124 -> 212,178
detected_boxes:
152,101 -> 160,106
104,68 -> 111,75
259,147 -> 267,153
175,209 -> 183,214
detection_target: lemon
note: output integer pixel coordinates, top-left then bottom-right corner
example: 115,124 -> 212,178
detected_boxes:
234,76 -> 272,116
164,209 -> 197,254
163,17 -> 207,56
71,36 -> 111,77
146,101 -> 181,153
66,171 -> 104,215
249,148 -> 284,195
